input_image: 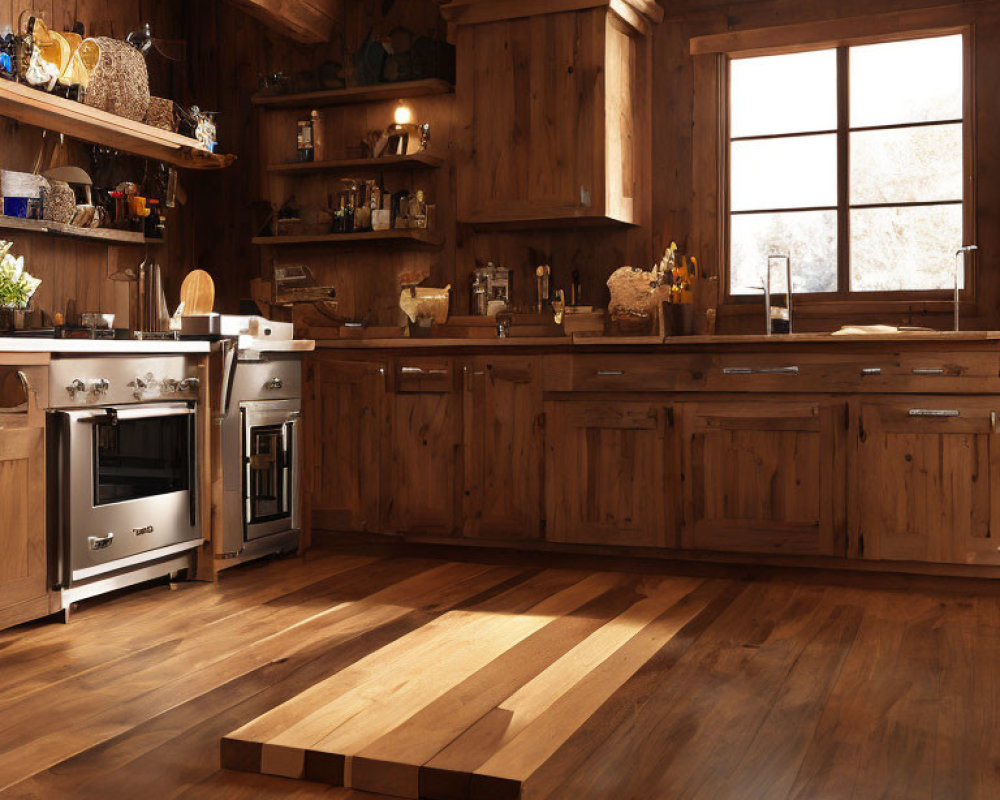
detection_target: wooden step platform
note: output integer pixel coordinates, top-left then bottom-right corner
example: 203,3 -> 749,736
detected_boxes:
221,569 -> 724,799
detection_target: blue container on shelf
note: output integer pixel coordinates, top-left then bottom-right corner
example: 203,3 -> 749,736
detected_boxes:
2,197 -> 29,218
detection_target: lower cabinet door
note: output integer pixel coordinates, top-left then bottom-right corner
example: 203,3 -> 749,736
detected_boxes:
384,382 -> 462,537
0,424 -> 48,627
462,358 -> 543,540
851,397 -> 1000,564
679,400 -> 844,556
545,401 -> 670,548
308,358 -> 385,532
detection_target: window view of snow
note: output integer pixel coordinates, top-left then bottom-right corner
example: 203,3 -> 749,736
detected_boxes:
729,34 -> 964,296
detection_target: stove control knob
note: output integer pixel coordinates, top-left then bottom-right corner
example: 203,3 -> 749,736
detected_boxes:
90,378 -> 110,396
179,377 -> 200,392
66,379 -> 85,397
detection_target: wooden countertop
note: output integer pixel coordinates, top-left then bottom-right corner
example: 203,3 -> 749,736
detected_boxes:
312,331 -> 1000,349
0,338 -> 213,354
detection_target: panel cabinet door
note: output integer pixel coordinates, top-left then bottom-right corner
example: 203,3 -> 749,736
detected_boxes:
0,423 -> 47,625
308,357 -> 385,532
462,357 -> 543,540
545,401 -> 670,548
383,361 -> 461,536
679,400 -> 844,556
851,397 -> 1000,564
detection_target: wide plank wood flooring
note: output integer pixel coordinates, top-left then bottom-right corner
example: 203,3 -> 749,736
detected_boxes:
2,544 -> 1000,799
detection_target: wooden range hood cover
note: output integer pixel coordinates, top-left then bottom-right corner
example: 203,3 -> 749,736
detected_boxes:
225,0 -> 340,43
441,0 -> 664,33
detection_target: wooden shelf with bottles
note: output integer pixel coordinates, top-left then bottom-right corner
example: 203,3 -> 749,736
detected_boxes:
252,78 -> 454,110
0,215 -> 154,245
252,229 -> 443,247
0,80 -> 234,170
268,152 -> 445,175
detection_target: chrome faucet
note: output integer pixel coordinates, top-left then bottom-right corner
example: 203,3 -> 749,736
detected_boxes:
954,246 -> 978,331
760,253 -> 792,335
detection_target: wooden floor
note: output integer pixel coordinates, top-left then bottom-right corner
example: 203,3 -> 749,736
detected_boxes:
2,545 -> 1000,799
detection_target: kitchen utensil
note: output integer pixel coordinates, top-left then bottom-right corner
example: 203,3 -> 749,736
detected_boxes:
179,269 -> 215,316
81,312 -> 115,330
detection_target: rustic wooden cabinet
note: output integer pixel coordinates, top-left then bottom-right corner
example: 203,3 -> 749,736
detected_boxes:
445,0 -> 659,227
850,397 -> 1000,565
678,400 -> 844,556
0,363 -> 51,630
544,400 -> 671,547
462,357 -> 544,540
308,357 -> 386,532
382,359 -> 462,536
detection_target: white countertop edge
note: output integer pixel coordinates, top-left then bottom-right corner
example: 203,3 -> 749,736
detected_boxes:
0,338 -> 213,354
237,337 -> 315,352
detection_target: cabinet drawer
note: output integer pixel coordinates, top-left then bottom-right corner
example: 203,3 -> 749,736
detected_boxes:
569,355 -> 709,391
706,351 -> 1000,393
392,358 -> 455,393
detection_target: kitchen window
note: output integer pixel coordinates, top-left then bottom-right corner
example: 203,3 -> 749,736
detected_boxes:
727,33 -> 969,300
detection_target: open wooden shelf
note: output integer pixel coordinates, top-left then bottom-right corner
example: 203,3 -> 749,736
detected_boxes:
0,215 -> 152,245
252,229 -> 443,247
251,78 -> 454,110
0,80 -> 235,170
268,152 -> 445,174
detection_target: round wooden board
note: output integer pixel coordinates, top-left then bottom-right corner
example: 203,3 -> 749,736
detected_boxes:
179,269 -> 215,316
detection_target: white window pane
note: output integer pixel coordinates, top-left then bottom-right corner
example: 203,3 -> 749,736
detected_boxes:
731,135 -> 837,212
730,50 -> 837,137
850,205 -> 963,291
850,35 -> 963,127
730,211 -> 838,295
851,124 -> 963,205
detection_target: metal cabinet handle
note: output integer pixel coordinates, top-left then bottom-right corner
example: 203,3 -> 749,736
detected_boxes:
596,370 -> 625,376
400,366 -> 447,376
264,377 -> 284,390
908,409 -> 960,417
860,367 -> 882,376
911,368 -> 946,376
722,366 -> 799,375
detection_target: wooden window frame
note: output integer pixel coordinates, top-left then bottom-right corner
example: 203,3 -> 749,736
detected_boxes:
692,9 -> 978,319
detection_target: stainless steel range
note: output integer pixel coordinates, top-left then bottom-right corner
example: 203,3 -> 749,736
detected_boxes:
213,317 -> 309,565
48,355 -> 203,609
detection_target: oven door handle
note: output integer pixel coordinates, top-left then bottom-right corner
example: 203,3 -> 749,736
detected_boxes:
70,405 -> 196,423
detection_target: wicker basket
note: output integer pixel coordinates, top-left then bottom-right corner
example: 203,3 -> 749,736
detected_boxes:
145,97 -> 177,132
79,37 -> 149,122
41,181 -> 76,224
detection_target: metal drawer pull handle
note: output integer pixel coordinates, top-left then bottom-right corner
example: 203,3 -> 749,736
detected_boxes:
596,370 -> 625,376
264,377 -> 284,390
722,366 -> 798,375
911,368 -> 946,376
908,409 -> 960,417
757,366 -> 799,375
400,366 -> 448,376
88,532 -> 114,550
860,367 -> 882,376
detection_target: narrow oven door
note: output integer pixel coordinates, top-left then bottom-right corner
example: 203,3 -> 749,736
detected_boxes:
56,403 -> 201,584
241,401 -> 300,541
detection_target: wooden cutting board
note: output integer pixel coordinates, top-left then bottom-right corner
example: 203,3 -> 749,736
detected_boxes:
179,269 -> 215,316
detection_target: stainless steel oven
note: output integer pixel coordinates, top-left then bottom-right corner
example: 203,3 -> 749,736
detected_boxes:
242,400 -> 300,541
48,355 -> 203,608
52,402 -> 201,585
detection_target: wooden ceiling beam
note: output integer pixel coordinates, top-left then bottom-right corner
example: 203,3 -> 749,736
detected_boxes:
225,0 -> 341,43
441,0 -> 664,28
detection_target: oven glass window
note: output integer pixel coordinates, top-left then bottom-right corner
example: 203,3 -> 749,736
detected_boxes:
94,415 -> 190,506
247,424 -> 288,523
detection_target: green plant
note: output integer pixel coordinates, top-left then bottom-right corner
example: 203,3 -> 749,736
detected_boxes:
0,240 -> 41,309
